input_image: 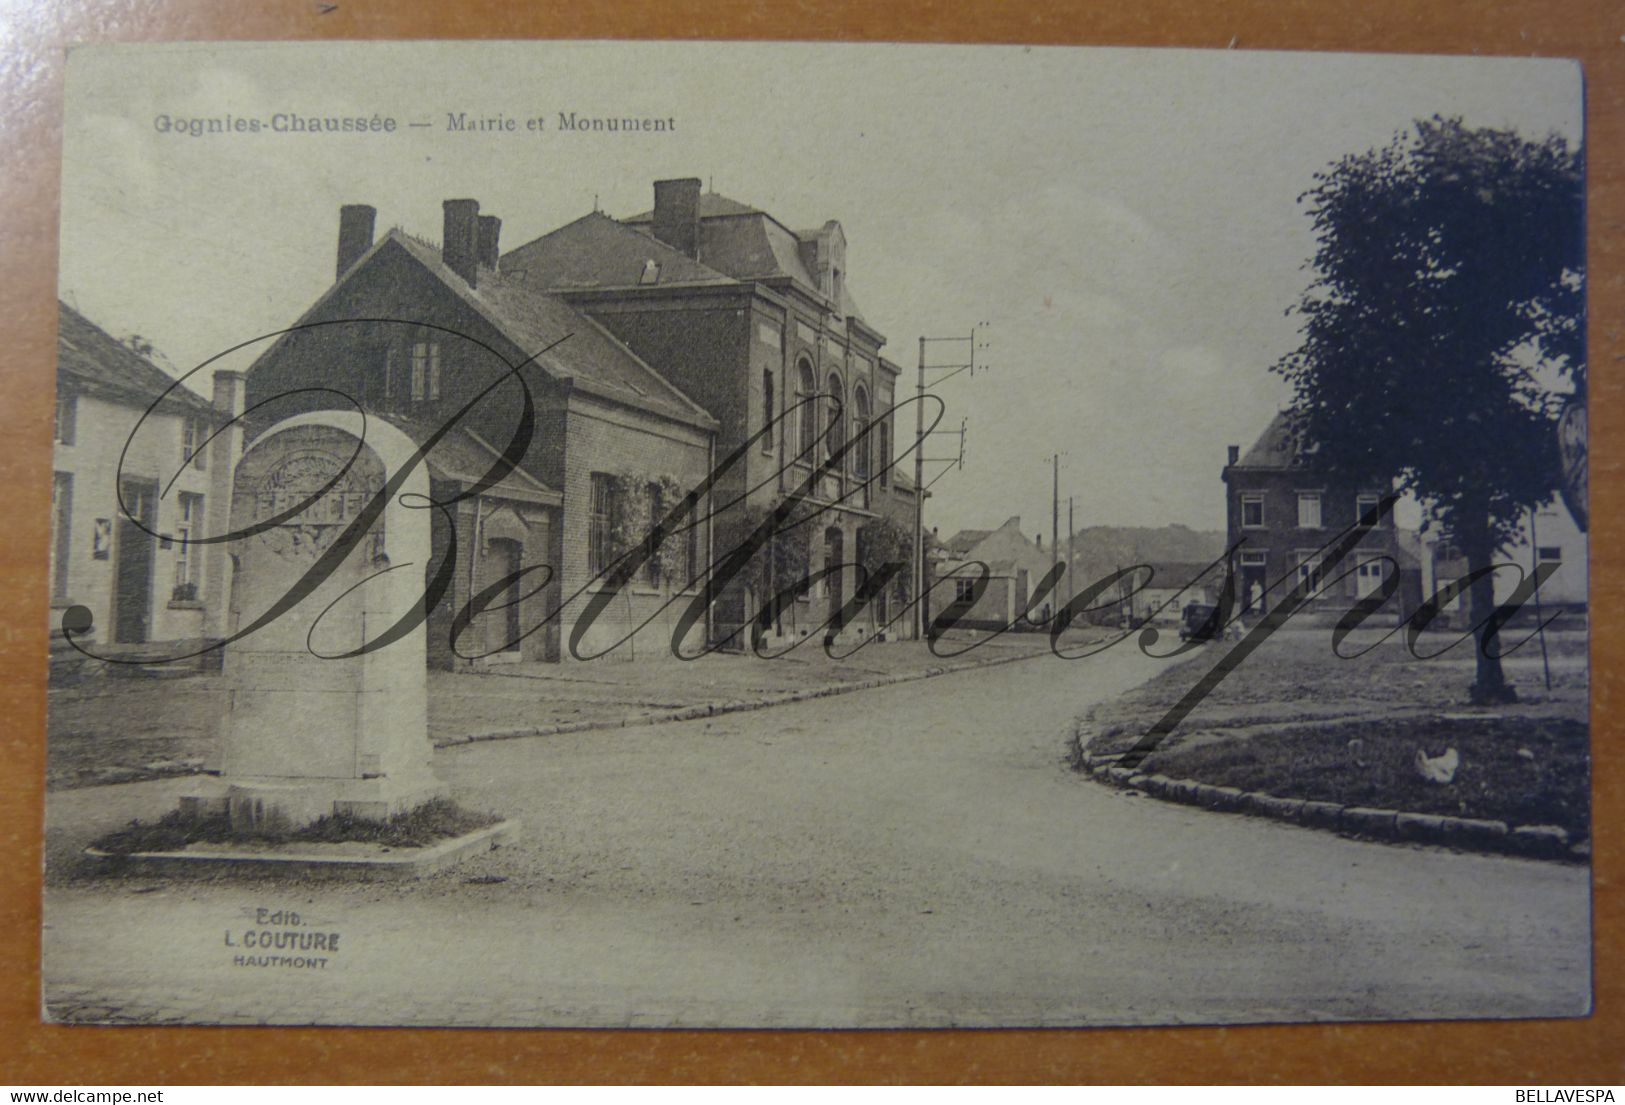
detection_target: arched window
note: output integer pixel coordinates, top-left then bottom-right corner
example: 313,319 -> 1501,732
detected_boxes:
762,369 -> 775,452
853,386 -> 871,483
826,373 -> 845,462
797,358 -> 817,458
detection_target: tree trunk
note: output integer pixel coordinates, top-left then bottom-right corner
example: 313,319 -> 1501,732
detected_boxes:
1463,521 -> 1518,705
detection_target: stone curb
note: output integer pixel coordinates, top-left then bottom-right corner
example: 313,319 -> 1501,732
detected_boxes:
83,820 -> 521,882
437,645 -> 1054,748
1081,750 -> 1582,862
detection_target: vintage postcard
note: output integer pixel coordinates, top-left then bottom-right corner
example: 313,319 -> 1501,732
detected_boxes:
42,40 -> 1589,1028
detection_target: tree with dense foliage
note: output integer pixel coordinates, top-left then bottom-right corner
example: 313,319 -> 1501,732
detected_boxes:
1273,116 -> 1584,702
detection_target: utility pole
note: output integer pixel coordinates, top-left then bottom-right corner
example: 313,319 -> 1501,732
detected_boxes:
912,325 -> 989,641
1529,507 -> 1553,691
1068,496 -> 1075,609
1052,454 -> 1060,577
914,336 -> 926,643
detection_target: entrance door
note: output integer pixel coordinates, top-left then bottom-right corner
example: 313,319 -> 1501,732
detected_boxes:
490,537 -> 524,653
1356,558 -> 1386,598
824,526 -> 844,628
113,479 -> 157,643
1238,551 -> 1268,617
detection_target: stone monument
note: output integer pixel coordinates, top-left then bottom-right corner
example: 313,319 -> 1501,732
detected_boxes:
183,412 -> 445,831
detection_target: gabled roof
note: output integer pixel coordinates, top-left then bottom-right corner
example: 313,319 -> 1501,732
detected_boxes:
941,529 -> 991,555
500,211 -> 736,291
375,413 -> 561,507
57,300 -> 217,418
263,229 -> 716,432
1235,410 -> 1308,469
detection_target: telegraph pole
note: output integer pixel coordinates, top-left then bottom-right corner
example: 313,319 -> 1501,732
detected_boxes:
914,336 -> 926,642
1052,454 -> 1060,575
1068,496 -> 1075,608
912,325 -> 990,641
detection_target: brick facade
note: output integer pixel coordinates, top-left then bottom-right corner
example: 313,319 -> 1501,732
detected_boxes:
1222,413 -> 1422,622
503,181 -> 922,648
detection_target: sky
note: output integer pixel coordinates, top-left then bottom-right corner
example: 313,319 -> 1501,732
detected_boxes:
58,41 -> 1583,539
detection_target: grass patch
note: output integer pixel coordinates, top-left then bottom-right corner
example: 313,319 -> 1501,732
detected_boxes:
1130,716 -> 1589,842
90,797 -> 500,855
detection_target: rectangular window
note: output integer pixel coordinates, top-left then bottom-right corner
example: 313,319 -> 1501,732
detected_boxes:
762,370 -> 775,453
50,472 -> 72,601
954,578 -> 977,604
1239,550 -> 1267,568
1297,492 -> 1322,529
645,483 -> 663,587
411,341 -> 441,401
877,420 -> 891,488
174,491 -> 205,594
588,473 -> 617,576
182,416 -> 209,470
1538,546 -> 1563,563
1355,493 -> 1382,528
1241,494 -> 1265,528
53,393 -> 76,446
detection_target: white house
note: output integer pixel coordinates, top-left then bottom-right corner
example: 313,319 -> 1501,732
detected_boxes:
51,301 -> 239,659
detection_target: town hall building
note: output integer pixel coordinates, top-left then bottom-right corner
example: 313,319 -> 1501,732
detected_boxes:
500,178 -> 923,645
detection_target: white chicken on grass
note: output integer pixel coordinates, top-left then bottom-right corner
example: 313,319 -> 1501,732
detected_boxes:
1415,746 -> 1460,785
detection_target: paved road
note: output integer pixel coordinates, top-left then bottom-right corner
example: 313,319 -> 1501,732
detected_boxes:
43,643 -> 1591,1027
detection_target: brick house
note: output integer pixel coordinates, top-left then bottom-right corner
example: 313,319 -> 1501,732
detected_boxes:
1222,411 -> 1422,621
52,301 -> 237,663
501,179 -> 923,646
242,200 -> 718,667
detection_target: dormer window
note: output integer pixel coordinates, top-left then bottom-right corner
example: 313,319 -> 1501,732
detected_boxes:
639,259 -> 660,285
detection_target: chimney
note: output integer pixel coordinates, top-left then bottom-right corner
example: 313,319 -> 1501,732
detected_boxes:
1227,444 -> 1240,466
477,214 -> 502,270
652,178 -> 702,258
442,198 -> 480,286
336,204 -> 376,279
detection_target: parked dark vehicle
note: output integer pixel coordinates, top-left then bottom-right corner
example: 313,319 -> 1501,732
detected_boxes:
1178,601 -> 1222,641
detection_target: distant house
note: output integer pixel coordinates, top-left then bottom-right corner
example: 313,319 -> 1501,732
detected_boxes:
1063,524 -> 1226,625
1221,412 -> 1423,622
242,200 -> 718,666
935,516 -> 1057,630
1423,498 -> 1588,622
1121,561 -> 1225,626
52,301 -> 236,657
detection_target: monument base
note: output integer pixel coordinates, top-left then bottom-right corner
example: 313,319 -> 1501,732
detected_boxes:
181,773 -> 450,833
